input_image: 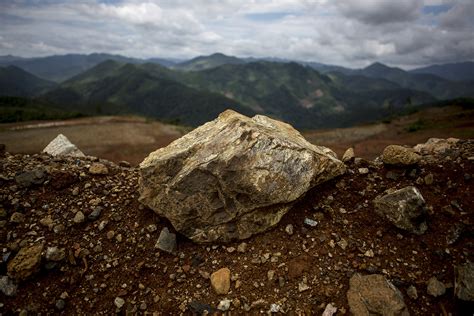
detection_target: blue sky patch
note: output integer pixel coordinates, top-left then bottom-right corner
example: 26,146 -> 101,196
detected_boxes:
245,12 -> 296,22
422,4 -> 453,15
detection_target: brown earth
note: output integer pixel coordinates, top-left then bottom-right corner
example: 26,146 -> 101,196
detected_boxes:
0,106 -> 473,167
303,105 -> 474,159
0,139 -> 473,315
0,116 -> 187,166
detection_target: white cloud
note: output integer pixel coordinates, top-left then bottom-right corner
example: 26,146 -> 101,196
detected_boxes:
0,0 -> 472,68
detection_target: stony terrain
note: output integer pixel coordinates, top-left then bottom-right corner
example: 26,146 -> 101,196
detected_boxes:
0,138 -> 473,315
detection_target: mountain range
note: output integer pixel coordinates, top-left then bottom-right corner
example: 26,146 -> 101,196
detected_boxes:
0,52 -> 472,128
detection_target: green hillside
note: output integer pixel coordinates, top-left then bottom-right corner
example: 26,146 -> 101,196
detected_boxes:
43,61 -> 254,126
41,60 -> 438,129
173,53 -> 246,72
0,66 -> 56,97
0,96 -> 83,123
357,62 -> 474,99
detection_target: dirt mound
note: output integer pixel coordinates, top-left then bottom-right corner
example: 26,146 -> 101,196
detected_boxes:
0,140 -> 473,314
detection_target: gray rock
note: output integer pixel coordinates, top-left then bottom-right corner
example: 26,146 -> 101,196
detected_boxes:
114,297 -> 125,309
373,186 -> 428,235
382,145 -> 421,166
217,299 -> 231,311
15,168 -> 47,188
285,224 -> 294,235
304,218 -> 318,227
88,207 -> 102,221
45,247 -> 65,262
413,137 -> 459,155
155,228 -> 177,254
0,276 -> 17,296
10,212 -> 25,224
407,285 -> 418,300
342,147 -> 355,162
427,276 -> 446,297
139,110 -> 345,243
73,211 -> 85,224
347,273 -> 409,316
55,299 -> 66,310
89,163 -> 109,175
455,261 -> 474,301
43,134 -> 85,157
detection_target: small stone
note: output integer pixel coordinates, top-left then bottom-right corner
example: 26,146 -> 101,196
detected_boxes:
407,285 -> 418,299
72,187 -> 80,196
455,261 -> 474,301
322,303 -> 337,316
427,277 -> 446,297
46,247 -> 65,262
40,216 -> 54,228
298,282 -> 310,292
347,274 -> 409,315
115,234 -> 123,243
146,224 -> 157,233
98,221 -> 108,231
337,239 -> 348,250
55,299 -> 66,310
237,242 -> 247,253
114,297 -> 125,309
88,208 -> 102,221
53,224 -> 65,233
89,163 -> 109,175
342,147 -> 355,163
10,212 -> 25,224
217,299 -> 231,311
226,247 -> 235,253
107,230 -> 115,239
358,168 -> 369,175
382,145 -> 421,166
0,276 -> 17,296
43,134 -> 84,157
278,276 -> 285,287
73,211 -> 85,224
155,227 -> 177,254
373,186 -> 427,235
211,268 -> 231,295
364,249 -> 374,257
304,218 -> 318,227
269,304 -> 281,313
285,224 -> 294,235
424,173 -> 434,185
139,302 -> 147,311
7,243 -> 44,280
267,270 -> 275,281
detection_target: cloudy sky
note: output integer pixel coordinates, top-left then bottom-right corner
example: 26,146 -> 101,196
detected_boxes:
0,0 -> 473,68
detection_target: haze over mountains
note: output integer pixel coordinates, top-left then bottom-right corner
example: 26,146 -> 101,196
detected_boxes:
0,52 -> 473,128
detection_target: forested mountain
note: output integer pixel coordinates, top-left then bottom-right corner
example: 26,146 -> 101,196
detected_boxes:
410,61 -> 474,81
0,66 -> 56,97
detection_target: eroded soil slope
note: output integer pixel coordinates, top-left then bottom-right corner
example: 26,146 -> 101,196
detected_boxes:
0,140 -> 473,314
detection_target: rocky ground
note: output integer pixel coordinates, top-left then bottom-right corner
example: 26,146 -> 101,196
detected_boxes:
0,139 -> 473,315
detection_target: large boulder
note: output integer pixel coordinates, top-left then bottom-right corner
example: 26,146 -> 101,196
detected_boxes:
373,186 -> 428,235
139,110 -> 345,243
43,134 -> 85,157
347,273 -> 409,316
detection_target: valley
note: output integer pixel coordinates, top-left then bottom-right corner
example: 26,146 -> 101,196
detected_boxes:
1,105 -> 472,166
